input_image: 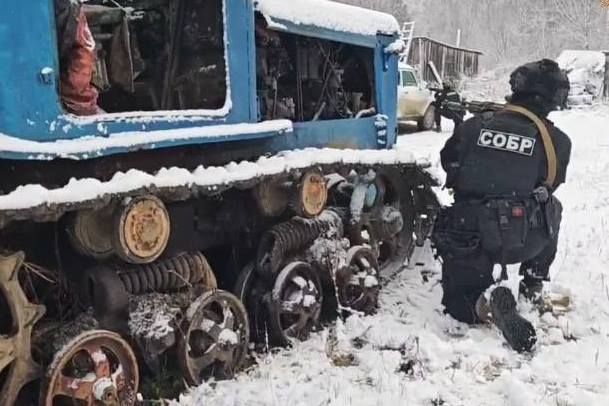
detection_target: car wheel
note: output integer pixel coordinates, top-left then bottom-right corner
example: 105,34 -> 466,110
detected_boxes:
417,105 -> 435,131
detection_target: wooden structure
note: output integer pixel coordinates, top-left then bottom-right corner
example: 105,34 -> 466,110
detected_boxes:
406,36 -> 482,83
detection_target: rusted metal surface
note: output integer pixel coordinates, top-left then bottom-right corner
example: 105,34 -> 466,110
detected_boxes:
0,252 -> 46,406
113,195 -> 171,264
295,170 -> 328,218
41,330 -> 139,406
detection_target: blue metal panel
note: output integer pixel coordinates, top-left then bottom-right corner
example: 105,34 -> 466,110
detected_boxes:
374,35 -> 399,148
0,0 -> 64,139
276,118 -> 380,151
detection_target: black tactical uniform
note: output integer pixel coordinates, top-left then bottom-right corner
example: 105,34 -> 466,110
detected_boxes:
432,82 -> 465,131
432,59 -> 571,352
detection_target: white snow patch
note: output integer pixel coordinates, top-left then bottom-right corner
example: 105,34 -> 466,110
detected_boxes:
385,39 -> 406,54
218,329 -> 239,346
93,377 -> 114,401
291,276 -> 307,289
303,294 -> 318,308
256,0 -> 400,37
557,50 -> 606,104
90,349 -> 107,365
363,274 -> 379,288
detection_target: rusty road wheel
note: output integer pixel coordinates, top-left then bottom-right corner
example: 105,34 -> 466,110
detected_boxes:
0,252 -> 46,406
41,330 -> 139,406
336,246 -> 380,315
177,290 -> 249,386
113,195 -> 171,265
268,261 -> 323,346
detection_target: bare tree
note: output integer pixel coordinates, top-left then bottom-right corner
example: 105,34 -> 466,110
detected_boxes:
552,0 -> 604,49
337,0 -> 609,69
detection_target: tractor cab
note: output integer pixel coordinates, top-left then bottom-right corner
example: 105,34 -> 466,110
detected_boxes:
0,0 -> 401,162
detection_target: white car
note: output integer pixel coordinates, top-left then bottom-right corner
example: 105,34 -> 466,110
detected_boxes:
397,64 -> 436,131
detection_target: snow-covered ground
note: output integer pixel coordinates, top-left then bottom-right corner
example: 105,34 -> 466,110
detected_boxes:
173,106 -> 609,406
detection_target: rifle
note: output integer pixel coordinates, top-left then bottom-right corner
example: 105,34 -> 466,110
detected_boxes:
443,100 -> 506,115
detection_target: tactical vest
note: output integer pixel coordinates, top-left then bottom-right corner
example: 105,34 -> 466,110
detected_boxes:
454,109 -> 547,198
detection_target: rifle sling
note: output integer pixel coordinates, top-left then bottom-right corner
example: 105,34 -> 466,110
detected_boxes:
504,104 -> 557,188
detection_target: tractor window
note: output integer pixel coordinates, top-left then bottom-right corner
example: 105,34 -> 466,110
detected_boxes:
53,0 -> 227,116
401,71 -> 418,87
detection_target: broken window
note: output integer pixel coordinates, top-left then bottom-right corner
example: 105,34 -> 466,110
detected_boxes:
53,0 -> 228,116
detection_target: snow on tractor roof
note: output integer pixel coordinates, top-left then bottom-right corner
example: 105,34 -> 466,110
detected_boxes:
255,0 -> 400,37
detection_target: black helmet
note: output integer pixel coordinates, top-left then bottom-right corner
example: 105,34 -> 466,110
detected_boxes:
509,59 -> 570,110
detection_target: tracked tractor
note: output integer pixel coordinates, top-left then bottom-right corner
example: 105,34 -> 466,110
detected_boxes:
0,0 -> 439,403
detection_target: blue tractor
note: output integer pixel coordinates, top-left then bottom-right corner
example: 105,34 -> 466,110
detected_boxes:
0,0 -> 438,403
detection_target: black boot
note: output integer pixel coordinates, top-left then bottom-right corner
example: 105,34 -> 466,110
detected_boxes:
519,279 -> 544,304
489,287 -> 537,353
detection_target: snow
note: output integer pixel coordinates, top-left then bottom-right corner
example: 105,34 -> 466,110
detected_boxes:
0,147 -> 421,211
303,294 -> 318,308
0,120 -> 293,159
173,106 -> 609,406
255,0 -> 400,37
93,377 -> 115,401
219,329 -> 239,346
557,50 -> 606,103
128,293 -> 183,341
385,39 -> 406,55
363,275 -> 379,288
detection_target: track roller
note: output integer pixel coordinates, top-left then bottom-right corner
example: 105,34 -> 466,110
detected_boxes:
40,329 -> 139,406
0,252 -> 46,406
268,261 -> 322,345
336,246 -> 380,315
253,180 -> 289,217
68,206 -> 115,260
177,290 -> 249,385
112,195 -> 170,264
294,169 -> 328,218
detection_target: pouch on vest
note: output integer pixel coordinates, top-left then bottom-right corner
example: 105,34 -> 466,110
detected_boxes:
543,195 -> 563,238
431,206 -> 481,259
478,199 -> 527,256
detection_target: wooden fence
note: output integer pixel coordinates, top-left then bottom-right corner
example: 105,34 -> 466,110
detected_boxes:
406,36 -> 482,83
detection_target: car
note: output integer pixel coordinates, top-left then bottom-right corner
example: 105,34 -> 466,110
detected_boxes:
397,63 -> 436,131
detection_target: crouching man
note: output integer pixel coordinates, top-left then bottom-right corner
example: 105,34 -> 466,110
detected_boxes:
431,59 -> 572,352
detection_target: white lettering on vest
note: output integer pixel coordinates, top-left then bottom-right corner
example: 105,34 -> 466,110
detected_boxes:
477,129 -> 536,156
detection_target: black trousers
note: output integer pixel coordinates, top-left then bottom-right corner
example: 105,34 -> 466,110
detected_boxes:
437,199 -> 561,324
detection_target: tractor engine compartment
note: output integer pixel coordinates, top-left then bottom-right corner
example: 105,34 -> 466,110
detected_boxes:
255,14 -> 376,121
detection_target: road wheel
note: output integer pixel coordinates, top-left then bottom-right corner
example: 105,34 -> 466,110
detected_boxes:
417,105 -> 435,131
